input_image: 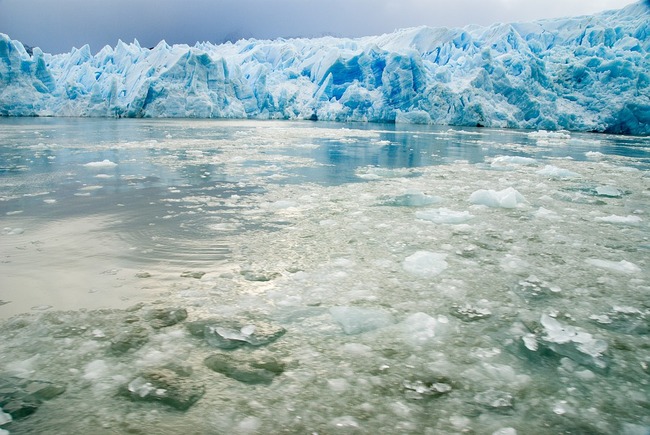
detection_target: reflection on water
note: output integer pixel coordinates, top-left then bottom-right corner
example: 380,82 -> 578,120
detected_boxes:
0,119 -> 648,434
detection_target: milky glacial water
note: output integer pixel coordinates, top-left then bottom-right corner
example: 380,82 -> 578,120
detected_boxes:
0,119 -> 648,434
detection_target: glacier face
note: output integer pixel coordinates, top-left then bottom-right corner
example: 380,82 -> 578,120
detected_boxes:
0,3 -> 648,134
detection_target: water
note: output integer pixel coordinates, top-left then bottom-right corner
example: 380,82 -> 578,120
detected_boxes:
0,118 -> 648,434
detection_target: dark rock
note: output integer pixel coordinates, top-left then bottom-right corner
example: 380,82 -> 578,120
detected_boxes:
135,272 -> 152,278
0,398 -> 39,419
187,317 -> 286,349
110,325 -> 150,354
123,366 -> 204,411
53,325 -> 88,338
474,389 -> 514,413
146,308 -> 188,329
202,319 -> 286,349
204,352 -> 285,385
403,377 -> 454,400
450,304 -> 492,322
180,271 -> 205,279
240,270 -> 278,282
125,302 -> 145,312
513,276 -> 561,303
0,377 -> 66,420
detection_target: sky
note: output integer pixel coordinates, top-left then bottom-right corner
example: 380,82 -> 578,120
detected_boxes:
0,0 -> 643,54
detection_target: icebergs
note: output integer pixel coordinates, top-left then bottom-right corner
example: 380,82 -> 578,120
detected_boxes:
329,306 -> 395,334
402,251 -> 448,277
521,314 -> 609,372
469,187 -> 526,209
594,214 -> 642,225
415,207 -> 473,224
83,159 -> 118,169
536,165 -> 580,179
585,259 -> 641,274
1,2 -> 649,134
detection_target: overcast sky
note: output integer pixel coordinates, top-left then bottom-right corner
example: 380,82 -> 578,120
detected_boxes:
0,0 -> 643,54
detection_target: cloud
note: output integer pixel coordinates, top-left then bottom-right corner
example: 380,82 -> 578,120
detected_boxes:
0,0 -> 639,54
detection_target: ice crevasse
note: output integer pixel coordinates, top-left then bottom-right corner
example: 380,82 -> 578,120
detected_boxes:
0,2 -> 648,135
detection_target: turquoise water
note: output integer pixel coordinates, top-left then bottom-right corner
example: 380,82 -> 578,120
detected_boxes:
0,119 -> 648,434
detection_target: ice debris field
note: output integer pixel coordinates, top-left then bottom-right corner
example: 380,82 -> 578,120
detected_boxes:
0,118 -> 648,434
1,2 -> 649,135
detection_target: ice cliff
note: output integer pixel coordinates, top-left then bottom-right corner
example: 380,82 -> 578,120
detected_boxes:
0,2 -> 648,134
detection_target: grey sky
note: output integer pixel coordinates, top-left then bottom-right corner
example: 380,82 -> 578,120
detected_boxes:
0,0 -> 641,54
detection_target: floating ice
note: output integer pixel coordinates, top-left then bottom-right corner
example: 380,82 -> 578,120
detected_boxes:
594,215 -> 642,225
536,165 -> 580,179
380,190 -> 442,207
528,130 -> 571,140
595,186 -> 623,197
585,259 -> 641,274
0,410 -> 12,426
534,207 -> 560,220
397,313 -> 449,346
329,306 -> 395,334
2,227 -> 24,235
415,208 -> 473,224
402,251 -> 448,277
539,314 -> 608,366
469,187 -> 526,209
585,151 -> 605,160
83,160 -> 118,169
490,156 -> 538,167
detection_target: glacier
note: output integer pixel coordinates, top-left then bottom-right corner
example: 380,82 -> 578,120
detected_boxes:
0,2 -> 648,134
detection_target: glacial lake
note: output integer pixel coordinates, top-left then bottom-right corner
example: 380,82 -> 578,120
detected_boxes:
0,118 -> 648,434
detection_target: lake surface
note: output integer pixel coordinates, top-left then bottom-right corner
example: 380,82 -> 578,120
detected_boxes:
0,119 -> 648,434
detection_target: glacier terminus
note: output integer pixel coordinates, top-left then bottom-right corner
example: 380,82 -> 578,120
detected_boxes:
0,2 -> 648,135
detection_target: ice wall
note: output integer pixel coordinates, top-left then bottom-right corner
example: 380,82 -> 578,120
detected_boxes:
0,2 -> 648,134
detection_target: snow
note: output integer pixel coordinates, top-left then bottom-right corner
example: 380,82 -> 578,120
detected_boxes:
1,2 -> 649,134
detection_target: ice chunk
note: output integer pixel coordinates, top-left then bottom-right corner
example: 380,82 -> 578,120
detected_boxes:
536,165 -> 580,179
82,360 -> 110,381
83,160 -> 117,169
380,190 -> 442,207
329,306 -> 395,334
595,186 -> 622,197
528,130 -> 571,140
415,208 -> 473,224
534,207 -> 560,220
586,259 -> 641,274
0,410 -> 12,426
398,313 -> 449,345
490,156 -> 537,167
469,187 -> 526,208
536,314 -> 609,370
403,251 -> 448,277
594,215 -> 642,225
585,151 -> 605,160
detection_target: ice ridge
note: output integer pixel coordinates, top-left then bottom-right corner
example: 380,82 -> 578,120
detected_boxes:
0,2 -> 648,134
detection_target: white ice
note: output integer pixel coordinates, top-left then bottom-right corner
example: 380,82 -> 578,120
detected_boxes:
469,187 -> 526,209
